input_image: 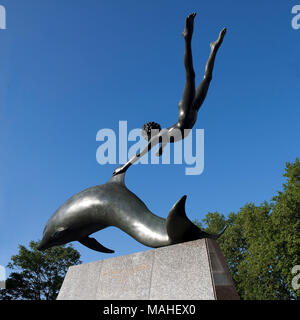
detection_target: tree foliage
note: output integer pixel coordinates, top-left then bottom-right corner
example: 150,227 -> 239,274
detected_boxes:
0,241 -> 81,300
195,158 -> 300,300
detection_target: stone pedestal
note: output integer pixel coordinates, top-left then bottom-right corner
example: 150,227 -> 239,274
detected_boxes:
57,239 -> 239,300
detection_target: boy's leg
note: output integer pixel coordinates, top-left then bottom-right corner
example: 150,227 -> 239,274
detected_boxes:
180,13 -> 197,113
193,28 -> 226,111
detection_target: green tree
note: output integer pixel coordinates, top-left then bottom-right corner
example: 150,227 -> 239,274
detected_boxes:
195,158 -> 300,300
267,159 -> 300,299
0,241 -> 81,300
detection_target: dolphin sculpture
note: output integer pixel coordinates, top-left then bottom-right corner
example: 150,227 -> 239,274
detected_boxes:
37,172 -> 226,253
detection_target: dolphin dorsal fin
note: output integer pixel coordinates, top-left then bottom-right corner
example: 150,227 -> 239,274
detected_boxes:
108,170 -> 126,186
166,195 -> 205,242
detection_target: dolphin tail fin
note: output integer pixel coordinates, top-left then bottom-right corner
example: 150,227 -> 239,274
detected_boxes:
79,236 -> 114,253
216,225 -> 228,239
166,195 -> 225,243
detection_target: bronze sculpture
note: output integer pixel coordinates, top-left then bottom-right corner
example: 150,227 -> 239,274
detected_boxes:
37,172 -> 226,252
113,13 -> 226,176
38,13 -> 227,253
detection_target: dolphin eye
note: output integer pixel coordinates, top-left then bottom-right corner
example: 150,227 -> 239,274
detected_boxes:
52,231 -> 63,240
51,228 -> 68,241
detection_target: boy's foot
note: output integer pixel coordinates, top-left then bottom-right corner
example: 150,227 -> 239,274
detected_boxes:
210,27 -> 227,50
182,12 -> 196,39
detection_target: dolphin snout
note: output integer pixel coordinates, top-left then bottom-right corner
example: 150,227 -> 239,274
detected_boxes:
37,238 -> 51,251
37,242 -> 46,251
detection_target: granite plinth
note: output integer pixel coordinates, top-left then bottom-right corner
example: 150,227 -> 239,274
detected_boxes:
57,238 -> 239,300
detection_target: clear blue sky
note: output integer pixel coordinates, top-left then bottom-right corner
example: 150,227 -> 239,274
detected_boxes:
0,0 -> 299,269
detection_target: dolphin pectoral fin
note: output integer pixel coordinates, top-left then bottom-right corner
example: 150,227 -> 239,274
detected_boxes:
166,195 -> 217,242
79,237 -> 114,253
